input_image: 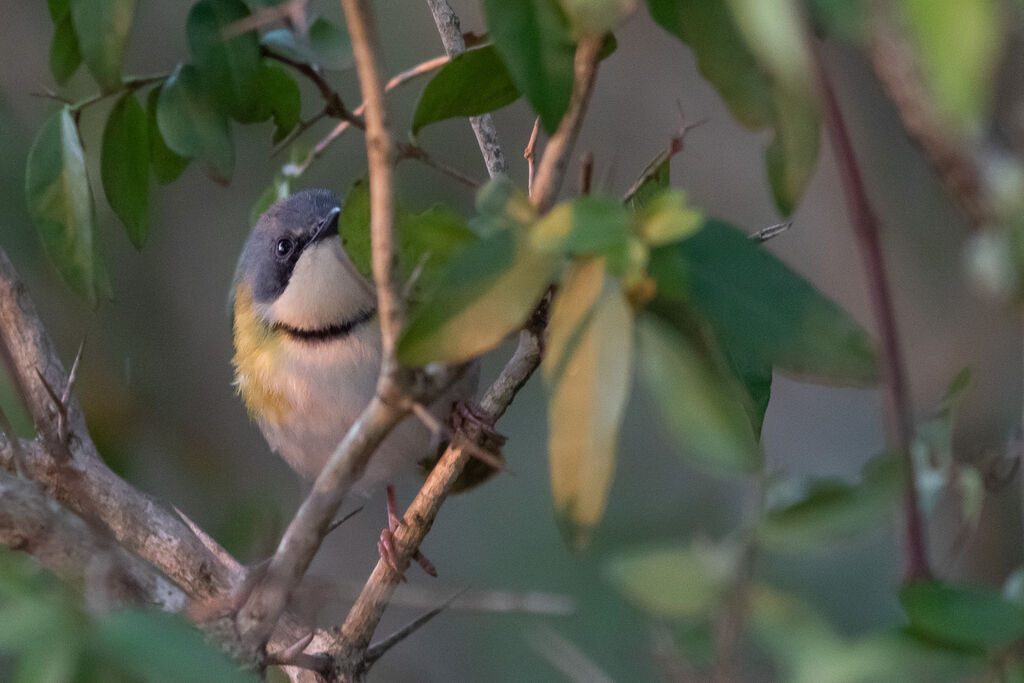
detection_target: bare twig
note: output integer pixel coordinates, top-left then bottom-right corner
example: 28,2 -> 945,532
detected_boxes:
623,116 -> 705,203
396,143 -> 482,188
263,47 -> 365,128
0,406 -> 26,477
363,588 -> 467,664
223,0 -> 310,38
579,152 -> 594,195
525,117 -> 541,199
426,0 -> 509,178
528,626 -> 614,683
531,37 -> 604,213
812,40 -> 930,580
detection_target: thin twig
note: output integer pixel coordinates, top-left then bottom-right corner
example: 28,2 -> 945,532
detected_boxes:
579,152 -> 594,195
531,37 -> 604,213
222,0 -> 310,38
525,117 -> 540,199
527,626 -> 614,683
812,39 -> 930,580
426,0 -> 509,178
263,47 -> 365,128
396,143 -> 482,188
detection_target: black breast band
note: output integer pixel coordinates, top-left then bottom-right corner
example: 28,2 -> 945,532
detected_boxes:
274,307 -> 376,342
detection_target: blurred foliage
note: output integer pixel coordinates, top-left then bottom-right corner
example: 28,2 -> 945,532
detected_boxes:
10,0 -> 1024,680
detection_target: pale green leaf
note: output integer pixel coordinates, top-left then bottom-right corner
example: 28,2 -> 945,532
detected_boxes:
69,0 -> 135,92
146,85 -> 190,184
637,190 -> 703,246
101,93 -> 149,248
531,195 -> 631,254
25,106 -> 101,302
544,259 -> 632,548
637,314 -> 760,472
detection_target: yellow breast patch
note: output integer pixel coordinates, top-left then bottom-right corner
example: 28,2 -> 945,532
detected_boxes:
232,283 -> 291,424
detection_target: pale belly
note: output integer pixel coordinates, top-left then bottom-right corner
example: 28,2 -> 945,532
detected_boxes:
256,328 -> 439,495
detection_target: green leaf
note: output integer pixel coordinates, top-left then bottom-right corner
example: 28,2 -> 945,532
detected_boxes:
412,46 -> 520,136
398,229 -> 559,365
246,61 -> 301,143
531,195 -> 632,254
146,85 -> 190,184
636,314 -> 760,472
544,259 -> 632,548
187,0 -> 261,122
901,580 -> 1024,649
157,64 -> 234,183
25,106 -> 101,302
260,18 -> 352,71
637,190 -> 703,246
649,219 -> 878,384
558,0 -> 632,37
101,93 -> 149,248
482,0 -> 576,133
899,0 -> 1001,132
49,11 -> 82,84
758,453 -> 901,551
94,610 -> 257,683
647,0 -> 819,215
472,177 -> 537,236
69,0 -> 135,93
606,540 -> 739,619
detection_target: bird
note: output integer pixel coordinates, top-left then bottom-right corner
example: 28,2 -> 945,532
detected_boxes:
230,187 -> 477,574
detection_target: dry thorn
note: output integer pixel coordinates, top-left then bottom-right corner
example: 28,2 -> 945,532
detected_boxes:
749,222 -> 792,242
525,117 -> 541,199
363,587 -> 468,665
579,152 -> 594,196
0,406 -> 27,477
325,506 -> 365,535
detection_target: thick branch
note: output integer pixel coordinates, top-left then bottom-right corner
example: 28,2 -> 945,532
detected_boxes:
812,41 -> 930,579
426,0 -> 509,178
0,470 -> 187,612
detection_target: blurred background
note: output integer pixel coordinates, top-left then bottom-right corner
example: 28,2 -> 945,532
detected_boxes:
1,0 -> 1021,680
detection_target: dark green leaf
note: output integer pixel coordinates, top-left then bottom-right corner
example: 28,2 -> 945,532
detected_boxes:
637,314 -> 760,472
69,0 -> 135,92
25,106 -> 101,302
261,63 -> 301,143
606,541 -> 739,619
146,85 -> 190,184
187,0 -> 261,121
483,0 -> 576,133
157,64 -> 234,183
412,46 -> 519,136
49,11 -> 82,84
544,260 -> 632,549
398,229 -> 559,365
758,453 -> 901,551
260,18 -> 352,71
531,194 -> 631,254
901,580 -> 1024,649
95,610 -> 257,683
101,93 -> 149,248
48,0 -> 70,21
649,219 -> 878,384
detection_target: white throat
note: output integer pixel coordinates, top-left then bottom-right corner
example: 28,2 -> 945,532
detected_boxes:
268,237 -> 375,330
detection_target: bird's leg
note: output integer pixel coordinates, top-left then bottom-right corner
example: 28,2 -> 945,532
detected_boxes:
377,485 -> 437,580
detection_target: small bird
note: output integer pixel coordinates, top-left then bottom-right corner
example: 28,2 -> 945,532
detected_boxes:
230,188 -> 474,573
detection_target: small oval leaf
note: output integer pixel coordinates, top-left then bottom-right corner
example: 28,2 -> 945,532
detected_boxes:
186,0 -> 261,121
25,107 -> 100,302
146,85 -> 190,184
157,64 -> 234,183
49,10 -> 82,84
101,93 -> 149,248
530,195 -> 632,255
412,46 -> 520,136
901,580 -> 1024,649
69,0 -> 136,92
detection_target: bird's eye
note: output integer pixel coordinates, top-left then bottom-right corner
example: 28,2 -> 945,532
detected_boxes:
276,238 -> 294,258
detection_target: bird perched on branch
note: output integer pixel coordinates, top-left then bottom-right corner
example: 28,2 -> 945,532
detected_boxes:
230,188 -> 478,574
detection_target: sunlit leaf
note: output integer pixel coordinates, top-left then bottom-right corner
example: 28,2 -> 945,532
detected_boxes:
606,541 -> 739,619
482,0 -> 576,133
637,190 -> 703,246
649,219 -> 878,384
49,10 -> 82,84
69,0 -> 135,92
636,314 -> 760,472
412,46 -> 519,136
901,580 -> 1024,649
398,228 -> 559,365
101,93 -> 149,248
94,610 -> 256,683
758,453 -> 901,551
25,106 -> 102,302
531,195 -> 631,254
544,259 -> 632,548
187,0 -> 261,122
146,85 -> 190,184
558,0 -> 633,37
899,0 -> 1001,132
157,64 -> 234,183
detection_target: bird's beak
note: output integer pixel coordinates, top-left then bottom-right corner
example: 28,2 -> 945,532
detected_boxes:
312,206 -> 342,244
